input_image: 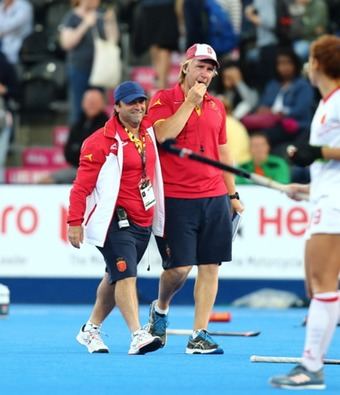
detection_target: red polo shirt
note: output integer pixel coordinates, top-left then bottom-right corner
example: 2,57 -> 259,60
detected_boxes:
148,83 -> 228,198
114,117 -> 156,226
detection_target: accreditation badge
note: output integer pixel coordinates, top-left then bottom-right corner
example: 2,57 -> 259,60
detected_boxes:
139,178 -> 156,210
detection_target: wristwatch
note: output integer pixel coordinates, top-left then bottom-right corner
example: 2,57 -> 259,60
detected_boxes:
229,192 -> 240,200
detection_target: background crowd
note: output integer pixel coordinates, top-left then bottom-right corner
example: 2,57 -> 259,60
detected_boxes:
1,0 -> 339,184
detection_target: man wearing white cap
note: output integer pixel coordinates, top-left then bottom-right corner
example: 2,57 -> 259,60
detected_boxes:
147,43 -> 244,354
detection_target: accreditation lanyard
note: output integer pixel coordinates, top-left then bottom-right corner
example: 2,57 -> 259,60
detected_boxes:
125,128 -> 147,179
125,128 -> 156,211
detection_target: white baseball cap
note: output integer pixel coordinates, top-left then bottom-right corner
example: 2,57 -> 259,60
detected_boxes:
185,43 -> 219,67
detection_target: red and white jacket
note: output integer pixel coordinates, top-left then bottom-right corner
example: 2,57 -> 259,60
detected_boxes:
67,116 -> 165,247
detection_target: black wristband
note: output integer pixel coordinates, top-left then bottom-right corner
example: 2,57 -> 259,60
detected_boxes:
290,145 -> 322,167
229,192 -> 240,200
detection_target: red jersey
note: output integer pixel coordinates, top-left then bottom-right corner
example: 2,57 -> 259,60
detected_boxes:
148,84 -> 228,198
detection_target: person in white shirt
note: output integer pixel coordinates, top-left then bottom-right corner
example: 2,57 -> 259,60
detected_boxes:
269,34 -> 340,390
0,0 -> 33,64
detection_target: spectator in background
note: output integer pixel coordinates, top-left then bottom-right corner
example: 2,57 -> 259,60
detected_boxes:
215,60 -> 258,120
38,89 -> 108,184
226,115 -> 251,165
0,51 -> 19,107
0,96 -> 10,182
132,0 -> 179,90
0,51 -> 19,176
244,0 -> 279,89
236,131 -> 291,185
203,0 -> 240,60
64,89 -> 108,168
0,0 -> 33,65
182,0 -> 241,56
218,0 -> 242,36
327,0 -> 340,36
182,0 -> 206,49
60,0 -> 118,124
215,0 -> 242,56
288,0 -> 329,62
242,48 -> 314,156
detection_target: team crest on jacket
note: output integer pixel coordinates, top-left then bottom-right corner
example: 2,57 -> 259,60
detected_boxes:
116,257 -> 127,272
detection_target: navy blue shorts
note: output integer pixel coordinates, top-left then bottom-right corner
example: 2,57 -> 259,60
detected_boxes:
97,218 -> 151,283
156,195 -> 232,269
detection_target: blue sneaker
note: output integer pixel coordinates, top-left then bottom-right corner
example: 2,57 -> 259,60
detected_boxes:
148,300 -> 168,347
185,329 -> 224,355
269,364 -> 325,390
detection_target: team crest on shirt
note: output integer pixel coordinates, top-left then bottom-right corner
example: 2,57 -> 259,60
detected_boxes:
320,114 -> 326,124
83,153 -> 93,162
151,98 -> 162,107
116,257 -> 127,272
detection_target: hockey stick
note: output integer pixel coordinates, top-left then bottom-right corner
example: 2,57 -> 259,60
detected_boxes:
161,139 -> 309,200
167,329 -> 261,337
250,355 -> 340,365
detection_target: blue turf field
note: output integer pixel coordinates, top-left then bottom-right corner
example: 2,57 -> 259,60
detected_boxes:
0,305 -> 339,394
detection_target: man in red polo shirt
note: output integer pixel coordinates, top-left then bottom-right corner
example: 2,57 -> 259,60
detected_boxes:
147,43 -> 244,354
67,81 -> 165,355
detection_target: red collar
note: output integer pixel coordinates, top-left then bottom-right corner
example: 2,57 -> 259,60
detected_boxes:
103,116 -> 127,140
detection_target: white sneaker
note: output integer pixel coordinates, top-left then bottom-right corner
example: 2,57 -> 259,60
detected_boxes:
128,328 -> 162,355
76,324 -> 109,353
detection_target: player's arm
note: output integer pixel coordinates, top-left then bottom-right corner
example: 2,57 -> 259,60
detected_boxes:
152,82 -> 206,143
103,7 -> 119,43
285,183 -> 310,202
67,138 -> 106,248
0,3 -> 32,36
322,146 -> 340,160
218,143 -> 244,213
60,12 -> 96,50
153,102 -> 195,142
288,144 -> 340,166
